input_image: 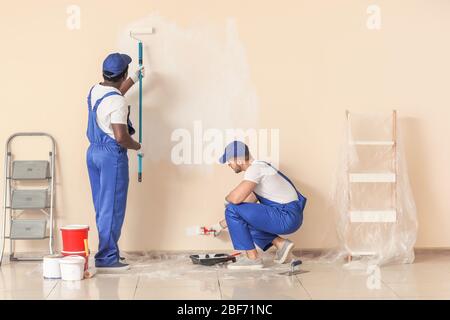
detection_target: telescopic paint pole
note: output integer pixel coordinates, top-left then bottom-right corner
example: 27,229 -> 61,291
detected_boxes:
138,41 -> 143,183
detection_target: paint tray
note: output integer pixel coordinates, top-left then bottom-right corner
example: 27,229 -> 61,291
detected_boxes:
190,253 -> 237,266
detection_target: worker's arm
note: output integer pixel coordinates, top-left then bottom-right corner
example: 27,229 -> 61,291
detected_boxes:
112,124 -> 141,150
225,180 -> 257,205
119,66 -> 145,96
244,192 -> 258,203
119,78 -> 134,95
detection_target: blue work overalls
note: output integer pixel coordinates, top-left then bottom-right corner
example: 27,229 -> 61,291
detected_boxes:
225,162 -> 307,251
86,87 -> 130,267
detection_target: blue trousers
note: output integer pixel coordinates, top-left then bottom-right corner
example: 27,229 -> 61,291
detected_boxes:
225,201 -> 303,251
87,144 -> 129,267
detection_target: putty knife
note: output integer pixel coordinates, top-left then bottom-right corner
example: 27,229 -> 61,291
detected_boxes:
279,259 -> 308,276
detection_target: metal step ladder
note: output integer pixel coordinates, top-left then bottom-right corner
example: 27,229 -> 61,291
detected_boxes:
345,111 -> 398,261
0,133 -> 56,265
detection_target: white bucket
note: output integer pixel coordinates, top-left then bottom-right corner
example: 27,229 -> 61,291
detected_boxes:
43,254 -> 62,279
59,255 -> 85,281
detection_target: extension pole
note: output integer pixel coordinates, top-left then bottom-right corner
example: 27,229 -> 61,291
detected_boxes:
130,28 -> 154,182
138,41 -> 143,182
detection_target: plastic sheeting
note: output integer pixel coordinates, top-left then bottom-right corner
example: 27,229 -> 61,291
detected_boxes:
330,111 -> 418,267
122,251 -> 303,280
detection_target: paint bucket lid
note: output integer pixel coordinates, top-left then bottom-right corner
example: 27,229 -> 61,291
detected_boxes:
60,255 -> 86,265
60,225 -> 89,230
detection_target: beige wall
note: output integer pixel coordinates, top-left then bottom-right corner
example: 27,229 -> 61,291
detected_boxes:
1,0 -> 450,253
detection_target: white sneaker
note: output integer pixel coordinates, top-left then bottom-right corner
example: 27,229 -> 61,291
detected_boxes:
274,239 -> 295,264
228,257 -> 264,270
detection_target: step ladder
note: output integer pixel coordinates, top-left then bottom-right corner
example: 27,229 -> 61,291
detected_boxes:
344,111 -> 398,261
0,133 -> 56,265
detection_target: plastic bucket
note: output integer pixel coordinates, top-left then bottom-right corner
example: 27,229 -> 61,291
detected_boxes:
59,255 -> 85,281
60,225 -> 89,252
62,251 -> 89,271
43,254 -> 62,279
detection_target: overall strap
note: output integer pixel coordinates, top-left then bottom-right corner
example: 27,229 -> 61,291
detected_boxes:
259,161 -> 300,195
258,161 -> 307,210
92,91 -> 121,113
87,86 -> 122,113
87,86 -> 95,111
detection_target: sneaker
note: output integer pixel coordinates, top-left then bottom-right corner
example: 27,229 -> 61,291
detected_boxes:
228,257 -> 264,270
96,262 -> 130,273
274,239 -> 295,264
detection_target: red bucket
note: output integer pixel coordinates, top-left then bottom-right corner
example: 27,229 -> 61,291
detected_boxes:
61,225 -> 89,252
61,225 -> 90,270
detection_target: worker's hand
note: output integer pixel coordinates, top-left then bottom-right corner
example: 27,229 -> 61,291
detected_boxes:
131,66 -> 145,84
210,221 -> 227,237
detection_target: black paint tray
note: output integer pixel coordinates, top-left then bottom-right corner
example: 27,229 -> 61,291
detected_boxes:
190,253 -> 237,266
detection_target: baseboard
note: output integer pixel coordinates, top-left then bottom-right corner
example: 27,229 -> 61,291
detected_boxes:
4,247 -> 449,258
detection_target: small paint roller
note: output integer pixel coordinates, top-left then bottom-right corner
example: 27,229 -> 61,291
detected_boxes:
185,226 -> 218,236
129,28 -> 155,182
200,227 -> 217,235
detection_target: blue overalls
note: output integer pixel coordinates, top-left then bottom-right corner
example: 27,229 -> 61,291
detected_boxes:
225,162 -> 307,251
86,87 -> 130,267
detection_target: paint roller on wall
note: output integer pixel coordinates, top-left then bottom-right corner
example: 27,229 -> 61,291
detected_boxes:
129,28 -> 155,182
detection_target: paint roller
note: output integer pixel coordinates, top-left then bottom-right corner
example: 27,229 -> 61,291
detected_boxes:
186,226 -> 217,236
129,28 -> 155,182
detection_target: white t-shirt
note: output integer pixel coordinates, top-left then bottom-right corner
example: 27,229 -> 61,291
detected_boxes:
89,84 -> 128,139
244,160 -> 299,204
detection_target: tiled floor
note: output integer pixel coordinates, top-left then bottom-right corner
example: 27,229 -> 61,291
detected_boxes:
1,251 -> 450,300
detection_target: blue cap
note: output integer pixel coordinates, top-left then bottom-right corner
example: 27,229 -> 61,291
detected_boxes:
219,141 -> 249,164
102,53 -> 132,78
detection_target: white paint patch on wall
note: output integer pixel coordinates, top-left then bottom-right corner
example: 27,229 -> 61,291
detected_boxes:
117,14 -> 259,165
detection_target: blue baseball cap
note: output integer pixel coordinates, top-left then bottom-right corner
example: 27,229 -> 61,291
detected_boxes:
102,53 -> 132,78
219,141 -> 250,164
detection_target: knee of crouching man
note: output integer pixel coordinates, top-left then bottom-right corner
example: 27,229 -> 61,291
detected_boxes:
225,203 -> 239,218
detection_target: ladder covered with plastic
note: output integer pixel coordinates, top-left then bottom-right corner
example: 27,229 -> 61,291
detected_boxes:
344,111 -> 399,262
0,133 -> 56,265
